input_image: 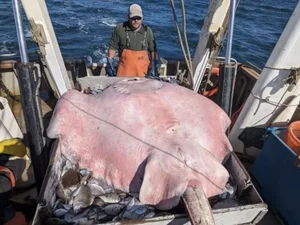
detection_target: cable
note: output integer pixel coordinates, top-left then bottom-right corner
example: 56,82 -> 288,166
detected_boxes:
169,0 -> 193,77
250,91 -> 300,108
169,0 -> 192,75
180,0 -> 193,75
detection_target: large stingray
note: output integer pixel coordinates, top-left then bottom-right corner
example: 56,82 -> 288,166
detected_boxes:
47,78 -> 232,211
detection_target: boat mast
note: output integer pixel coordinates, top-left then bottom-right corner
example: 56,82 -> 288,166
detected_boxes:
192,0 -> 230,93
20,0 -> 72,97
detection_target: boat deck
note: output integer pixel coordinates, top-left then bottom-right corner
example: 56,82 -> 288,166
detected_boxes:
6,98 -> 286,225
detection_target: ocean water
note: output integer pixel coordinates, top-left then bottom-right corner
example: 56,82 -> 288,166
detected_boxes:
0,0 -> 298,68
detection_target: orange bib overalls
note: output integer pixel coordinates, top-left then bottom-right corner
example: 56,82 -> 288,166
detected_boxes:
117,49 -> 150,76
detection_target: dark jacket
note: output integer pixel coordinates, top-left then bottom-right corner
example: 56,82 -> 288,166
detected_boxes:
109,21 -> 156,56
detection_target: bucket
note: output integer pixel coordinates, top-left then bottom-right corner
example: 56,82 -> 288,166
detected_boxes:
284,121 -> 300,155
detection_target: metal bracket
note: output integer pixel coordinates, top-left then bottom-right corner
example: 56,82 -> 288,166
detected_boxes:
29,18 -> 48,56
285,67 -> 300,91
212,28 -> 222,49
175,61 -> 191,88
207,27 -> 223,51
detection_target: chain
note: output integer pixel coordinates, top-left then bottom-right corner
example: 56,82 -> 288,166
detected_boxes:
0,78 -> 20,102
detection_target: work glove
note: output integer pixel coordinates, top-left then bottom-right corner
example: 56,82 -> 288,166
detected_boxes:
148,60 -> 158,77
106,57 -> 116,77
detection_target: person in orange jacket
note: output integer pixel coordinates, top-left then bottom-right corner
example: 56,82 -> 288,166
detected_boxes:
107,4 -> 158,77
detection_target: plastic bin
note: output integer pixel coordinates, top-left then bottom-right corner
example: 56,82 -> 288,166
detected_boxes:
0,97 -> 23,141
251,127 -> 300,225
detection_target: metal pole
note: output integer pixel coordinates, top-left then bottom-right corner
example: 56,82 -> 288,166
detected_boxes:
219,0 -> 236,117
12,0 -> 29,63
16,63 -> 47,192
225,0 -> 236,65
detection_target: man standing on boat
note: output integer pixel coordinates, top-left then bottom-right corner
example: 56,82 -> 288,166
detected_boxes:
106,3 -> 158,77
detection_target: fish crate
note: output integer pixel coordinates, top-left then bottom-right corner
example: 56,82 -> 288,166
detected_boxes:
251,127 -> 300,225
32,137 -> 267,225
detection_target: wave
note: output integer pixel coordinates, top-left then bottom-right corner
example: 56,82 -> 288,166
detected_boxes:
101,18 -> 117,27
0,41 -> 17,55
0,41 -> 10,54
